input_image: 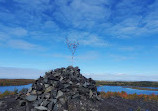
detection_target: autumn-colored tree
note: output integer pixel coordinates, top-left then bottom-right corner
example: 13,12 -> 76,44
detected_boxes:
66,37 -> 79,66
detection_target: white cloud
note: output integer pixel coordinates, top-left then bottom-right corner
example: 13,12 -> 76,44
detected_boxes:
7,39 -> 43,50
53,0 -> 111,29
47,51 -> 99,61
118,46 -> 135,51
1,0 -> 158,41
10,27 -> 28,36
0,24 -> 28,38
66,31 -> 110,47
109,54 -> 135,61
77,51 -> 99,60
80,35 -> 110,47
83,73 -> 158,81
0,32 -> 9,41
0,0 -> 158,52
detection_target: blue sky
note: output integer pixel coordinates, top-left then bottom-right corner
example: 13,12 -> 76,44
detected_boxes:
0,0 -> 158,81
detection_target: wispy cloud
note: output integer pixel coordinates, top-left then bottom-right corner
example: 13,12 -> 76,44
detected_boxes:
0,0 -> 158,80
84,73 -> 158,81
109,54 -> 135,61
7,39 -> 43,50
46,51 -> 99,61
0,24 -> 44,50
77,51 -> 100,60
1,0 -> 157,48
118,46 -> 135,51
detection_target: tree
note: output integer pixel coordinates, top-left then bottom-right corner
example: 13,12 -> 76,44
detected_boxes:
66,37 -> 79,66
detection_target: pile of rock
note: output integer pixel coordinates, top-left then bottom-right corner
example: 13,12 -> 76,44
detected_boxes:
18,66 -> 101,111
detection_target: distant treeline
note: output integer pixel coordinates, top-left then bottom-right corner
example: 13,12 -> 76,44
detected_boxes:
0,79 -> 35,86
96,81 -> 158,87
1,79 -> 158,87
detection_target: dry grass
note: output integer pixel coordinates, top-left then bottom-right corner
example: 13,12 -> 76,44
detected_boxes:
100,91 -> 158,101
0,79 -> 34,86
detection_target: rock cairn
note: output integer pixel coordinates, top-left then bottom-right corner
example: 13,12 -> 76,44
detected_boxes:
18,66 -> 100,111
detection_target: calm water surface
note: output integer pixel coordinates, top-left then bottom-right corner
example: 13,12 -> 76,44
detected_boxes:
0,84 -> 32,93
97,86 -> 158,95
0,84 -> 158,95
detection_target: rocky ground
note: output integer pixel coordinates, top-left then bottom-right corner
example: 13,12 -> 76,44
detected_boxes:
0,95 -> 158,111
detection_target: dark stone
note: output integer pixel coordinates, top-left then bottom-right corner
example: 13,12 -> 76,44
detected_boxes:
72,93 -> 80,99
64,84 -> 70,88
53,73 -> 60,77
41,100 -> 49,107
51,90 -> 57,98
19,100 -> 26,106
44,78 -> 48,83
59,98 -> 66,104
47,101 -> 54,110
36,84 -> 43,91
50,99 -> 57,104
44,93 -> 50,99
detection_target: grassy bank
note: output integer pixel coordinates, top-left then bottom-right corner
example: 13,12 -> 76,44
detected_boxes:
0,79 -> 35,86
100,91 -> 158,101
96,81 -> 158,87
124,86 -> 158,91
0,90 -> 15,98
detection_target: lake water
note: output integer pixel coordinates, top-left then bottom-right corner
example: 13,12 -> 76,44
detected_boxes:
0,84 -> 158,95
97,86 -> 158,95
0,84 -> 32,93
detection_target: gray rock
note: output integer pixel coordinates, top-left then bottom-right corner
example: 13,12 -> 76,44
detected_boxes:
31,90 -> 37,95
0,101 -> 6,107
72,93 -> 80,99
54,73 -> 60,77
76,83 -> 80,86
44,84 -> 49,88
89,90 -> 93,98
37,91 -> 43,95
25,95 -> 37,102
27,87 -> 32,93
44,93 -> 50,99
83,82 -> 89,87
45,86 -> 53,93
50,99 -> 57,104
69,81 -> 73,84
60,76 -> 64,81
36,84 -> 43,91
19,100 -> 26,106
51,89 -> 57,98
37,99 -> 43,105
35,106 -> 48,110
44,78 -> 48,83
53,103 -> 61,111
64,84 -> 70,88
47,101 -> 54,110
41,100 -> 49,106
56,90 -> 63,98
59,98 -> 66,104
